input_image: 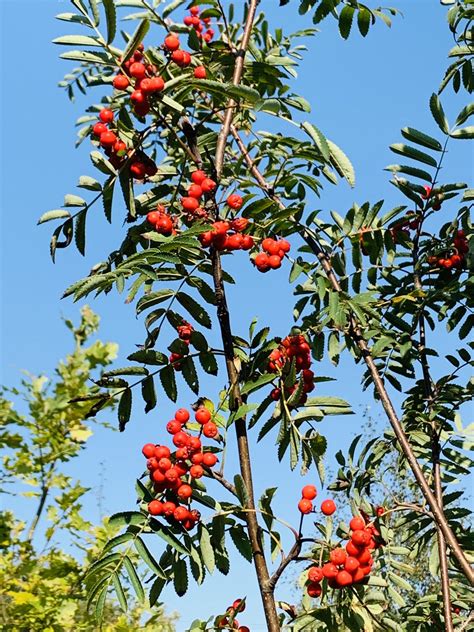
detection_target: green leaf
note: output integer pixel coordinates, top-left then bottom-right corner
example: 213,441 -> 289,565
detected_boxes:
384,164 -> 433,182
53,34 -> 102,46
102,175 -> 115,222
112,573 -> 128,612
173,558 -> 188,596
108,511 -> 146,529
229,525 -> 253,562
75,209 -> 87,256
103,0 -> 117,44
182,357 -> 199,394
198,525 -> 215,573
118,388 -> 132,431
301,122 -> 330,160
388,571 -> 413,592
176,292 -> 212,328
160,365 -> 177,402
450,126 -> 474,139
123,19 -> 150,63
429,93 -> 449,134
241,373 -> 275,395
141,375 -> 157,413
327,139 -> 355,186
455,102 -> 474,126
400,127 -> 442,151
78,175 -> 101,191
119,169 -> 136,219
357,7 -> 372,36
136,289 -> 175,314
90,150 -> 117,175
199,351 -> 218,375
122,556 -> 145,602
128,349 -> 168,365
64,193 -> 86,207
339,6 -> 354,39
149,519 -> 190,555
134,536 -> 166,578
149,577 -> 166,607
234,474 -> 250,506
38,209 -> 72,224
390,143 -> 438,167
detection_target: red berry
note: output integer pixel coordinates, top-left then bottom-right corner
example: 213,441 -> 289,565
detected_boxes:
268,255 -> 282,269
177,484 -> 193,500
322,562 -> 338,579
336,570 -> 353,587
99,108 -> 114,123
308,566 -> 324,583
321,499 -> 336,516
202,452 -> 218,467
162,501 -> 176,516
173,431 -> 190,448
175,408 -> 190,423
130,161 -> 146,179
301,485 -> 317,500
188,184 -> 203,199
181,51 -> 192,66
113,74 -> 130,90
349,516 -> 366,531
352,529 -> 371,547
191,170 -> 207,184
195,407 -> 211,424
270,388 -> 281,401
375,506 -> 385,517
164,34 -> 180,51
232,599 -> 245,612
99,131 -> 117,147
171,50 -> 185,65
278,239 -> 291,253
149,76 -> 165,92
306,582 -> 322,598
254,252 -> 269,268
226,194 -> 243,210
148,500 -> 163,515
190,5 -> 200,15
191,452 -> 204,464
194,65 -> 207,79
129,62 -> 146,79
152,469 -> 165,483
174,506 -> 189,522
93,122 -> 108,137
226,233 -> 244,250
262,238 -> 279,255
356,548 -> 372,565
190,464 -> 204,479
344,556 -> 360,573
231,217 -> 249,232
166,419 -> 182,434
298,498 -> 313,514
134,102 -> 150,117
202,421 -> 218,438
181,196 -> 200,211
142,443 -> 156,458
346,540 -> 360,557
241,234 -> 254,250
329,548 -> 347,566
201,178 -> 217,193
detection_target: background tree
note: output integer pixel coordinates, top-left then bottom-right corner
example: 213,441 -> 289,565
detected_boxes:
38,1 -> 473,630
0,307 -> 176,631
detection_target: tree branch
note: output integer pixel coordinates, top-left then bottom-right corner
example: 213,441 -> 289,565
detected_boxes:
229,124 -> 474,586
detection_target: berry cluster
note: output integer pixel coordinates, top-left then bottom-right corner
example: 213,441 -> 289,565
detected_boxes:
142,406 -> 219,529
91,107 -> 157,177
112,43 -> 165,118
146,204 -> 176,236
181,169 -> 216,221
253,237 -> 291,273
428,229 -> 468,270
217,598 -> 249,631
169,321 -> 195,370
199,218 -> 254,251
268,334 -> 315,406
306,514 -> 383,597
297,485 -> 336,516
183,5 -> 215,44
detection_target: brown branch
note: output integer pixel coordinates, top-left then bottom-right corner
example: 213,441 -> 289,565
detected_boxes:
207,469 -> 237,497
210,3 -> 281,630
229,124 -> 474,586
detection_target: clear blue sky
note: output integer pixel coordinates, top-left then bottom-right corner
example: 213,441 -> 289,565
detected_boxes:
0,1 -> 472,630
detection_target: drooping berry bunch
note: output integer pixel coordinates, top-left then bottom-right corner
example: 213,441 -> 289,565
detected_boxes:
268,334 -> 315,406
217,598 -> 249,631
146,204 -> 176,236
91,107 -> 158,178
169,321 -> 194,370
428,229 -> 469,270
181,169 -> 216,221
112,43 -> 165,118
253,237 -> 291,272
183,5 -> 215,44
306,513 -> 384,598
142,406 -> 219,529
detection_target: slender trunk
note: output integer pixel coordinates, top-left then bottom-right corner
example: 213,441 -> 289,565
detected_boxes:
210,3 -> 281,629
227,124 -> 474,585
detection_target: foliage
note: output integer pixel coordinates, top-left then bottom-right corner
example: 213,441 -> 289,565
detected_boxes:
0,308 -> 176,631
38,1 -> 473,630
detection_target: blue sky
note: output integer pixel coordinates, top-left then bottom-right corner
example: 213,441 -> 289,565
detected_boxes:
1,1 -> 472,629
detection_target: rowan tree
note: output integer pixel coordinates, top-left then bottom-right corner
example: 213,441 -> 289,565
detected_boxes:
39,1 -> 473,630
